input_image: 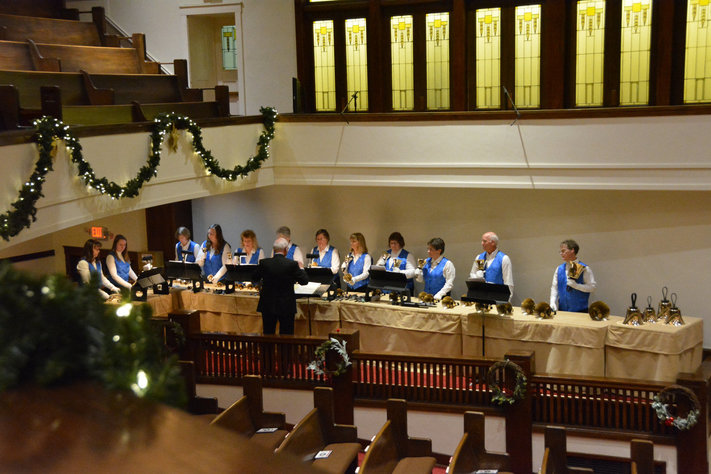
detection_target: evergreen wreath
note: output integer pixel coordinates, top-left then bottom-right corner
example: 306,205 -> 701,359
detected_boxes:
652,384 -> 700,431
0,107 -> 278,241
307,337 -> 351,377
0,262 -> 185,407
487,359 -> 527,405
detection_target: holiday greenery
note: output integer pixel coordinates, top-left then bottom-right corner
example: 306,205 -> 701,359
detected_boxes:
652,385 -> 700,431
0,262 -> 185,407
307,337 -> 352,377
487,359 -> 528,406
0,107 -> 278,241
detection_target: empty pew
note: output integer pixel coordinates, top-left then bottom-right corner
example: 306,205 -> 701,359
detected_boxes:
359,399 -> 436,474
0,0 -> 78,19
0,11 -> 105,46
0,40 -> 39,71
275,387 -> 360,474
210,375 -> 288,451
448,411 -> 511,474
630,439 -> 654,474
540,426 -> 594,474
179,360 -> 219,416
29,35 -> 159,74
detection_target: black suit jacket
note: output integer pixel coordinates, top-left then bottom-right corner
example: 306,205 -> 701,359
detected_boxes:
255,254 -> 309,315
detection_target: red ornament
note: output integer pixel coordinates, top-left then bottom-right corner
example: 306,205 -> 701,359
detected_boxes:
665,417 -> 674,427
336,328 -> 341,333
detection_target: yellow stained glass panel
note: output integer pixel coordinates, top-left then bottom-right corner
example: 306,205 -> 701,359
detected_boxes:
515,5 -> 541,108
345,18 -> 368,111
684,0 -> 711,103
476,8 -> 501,109
313,20 -> 336,111
620,0 -> 652,105
391,15 -> 414,110
576,1 -> 606,106
426,12 -> 450,110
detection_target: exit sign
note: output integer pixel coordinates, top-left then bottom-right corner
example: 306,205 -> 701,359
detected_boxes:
90,226 -> 109,240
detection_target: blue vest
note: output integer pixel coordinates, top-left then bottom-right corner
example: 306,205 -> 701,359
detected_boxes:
286,243 -> 298,261
312,245 -> 335,268
556,261 -> 589,312
477,251 -> 505,285
423,257 -> 449,295
80,259 -> 102,286
176,240 -> 197,263
237,247 -> 261,265
106,251 -> 131,287
386,249 -> 414,291
202,240 -> 225,281
346,254 -> 369,290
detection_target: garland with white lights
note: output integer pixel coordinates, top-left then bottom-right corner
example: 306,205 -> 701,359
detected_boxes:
0,263 -> 185,407
0,107 -> 278,241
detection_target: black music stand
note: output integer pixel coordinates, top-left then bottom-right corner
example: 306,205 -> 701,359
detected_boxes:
368,268 -> 410,304
462,280 -> 510,304
306,267 -> 338,300
165,260 -> 204,292
131,267 -> 168,302
222,264 -> 258,294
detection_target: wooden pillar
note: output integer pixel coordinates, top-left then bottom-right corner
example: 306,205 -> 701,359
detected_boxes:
330,329 -> 359,425
450,0 -> 466,111
675,373 -> 709,474
169,308 -> 201,362
540,0 -> 567,109
145,200 -> 193,266
504,350 -> 534,474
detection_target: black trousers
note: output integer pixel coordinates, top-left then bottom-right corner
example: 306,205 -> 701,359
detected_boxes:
262,311 -> 295,335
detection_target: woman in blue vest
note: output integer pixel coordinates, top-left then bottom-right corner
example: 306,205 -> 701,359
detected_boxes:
309,228 -> 341,287
374,231 -> 416,294
175,226 -> 199,262
234,229 -> 264,264
549,239 -> 597,313
77,238 -> 119,300
415,237 -> 456,300
105,234 -> 138,289
198,224 -> 231,282
341,232 -> 371,292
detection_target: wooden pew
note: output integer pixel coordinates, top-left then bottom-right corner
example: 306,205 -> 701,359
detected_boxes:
0,40 -> 39,71
0,0 -> 78,19
448,411 -> 512,474
540,426 -> 594,474
275,387 -> 360,474
359,399 -> 436,474
0,12 -> 103,46
630,439 -> 654,474
28,35 -> 159,74
179,360 -> 219,416
210,375 -> 288,451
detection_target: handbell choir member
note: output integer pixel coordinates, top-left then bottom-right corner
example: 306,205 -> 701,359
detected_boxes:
197,224 -> 231,282
342,232 -> 371,292
175,226 -> 199,262
375,231 -> 416,294
77,238 -> 119,299
105,234 -> 138,289
415,237 -> 455,300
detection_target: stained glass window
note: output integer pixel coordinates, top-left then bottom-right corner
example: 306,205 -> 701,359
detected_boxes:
391,15 -> 414,110
476,8 -> 501,109
345,18 -> 368,111
576,1 -> 606,106
313,20 -> 336,111
620,1 -> 652,105
426,12 -> 450,110
684,0 -> 711,103
514,5 -> 541,108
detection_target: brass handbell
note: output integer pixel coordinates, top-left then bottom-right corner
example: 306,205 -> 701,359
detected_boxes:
623,293 -> 644,326
657,286 -> 672,321
392,258 -> 401,268
343,273 -> 353,284
417,258 -> 426,269
643,295 -> 657,323
568,261 -> 585,279
665,292 -> 684,326
475,259 -> 486,271
381,251 -> 390,262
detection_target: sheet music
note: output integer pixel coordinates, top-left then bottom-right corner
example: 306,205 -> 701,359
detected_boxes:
295,281 -> 328,296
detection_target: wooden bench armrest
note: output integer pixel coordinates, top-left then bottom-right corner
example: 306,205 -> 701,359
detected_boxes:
406,437 -> 432,457
328,423 -> 358,443
27,39 -> 60,72
80,70 -> 114,105
188,396 -> 218,415
256,411 -> 286,430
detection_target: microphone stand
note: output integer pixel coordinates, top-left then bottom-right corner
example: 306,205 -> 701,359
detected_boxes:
339,91 -> 359,124
502,85 -> 521,126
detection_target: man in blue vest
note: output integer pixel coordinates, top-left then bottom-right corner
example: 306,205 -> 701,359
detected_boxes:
469,231 -> 514,300
549,239 -> 597,313
273,225 -> 304,268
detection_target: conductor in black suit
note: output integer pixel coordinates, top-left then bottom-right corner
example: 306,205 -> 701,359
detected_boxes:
256,237 -> 309,335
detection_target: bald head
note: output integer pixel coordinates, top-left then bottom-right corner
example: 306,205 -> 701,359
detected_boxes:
481,232 -> 499,253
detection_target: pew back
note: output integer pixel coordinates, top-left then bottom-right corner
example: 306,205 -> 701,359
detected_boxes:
448,411 -> 511,474
35,43 -> 146,74
0,40 -> 33,71
0,69 -> 86,108
89,73 -> 183,104
0,13 -> 101,46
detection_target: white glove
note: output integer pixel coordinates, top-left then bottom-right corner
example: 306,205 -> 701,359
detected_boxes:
566,277 -> 577,289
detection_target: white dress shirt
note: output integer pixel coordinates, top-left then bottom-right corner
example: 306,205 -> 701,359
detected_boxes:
549,259 -> 597,311
105,254 -> 138,289
468,249 -> 514,300
272,243 -> 304,268
77,259 -> 119,299
175,241 -> 200,261
312,246 -> 340,274
233,248 -> 265,265
197,242 -> 232,282
375,249 -> 416,279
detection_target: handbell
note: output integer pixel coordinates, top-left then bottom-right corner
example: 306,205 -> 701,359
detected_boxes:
568,261 -> 585,279
657,286 -> 672,321
392,258 -> 401,268
643,295 -> 657,323
381,251 -> 390,261
475,259 -> 486,271
623,292 -> 644,326
343,273 -> 353,284
417,258 -> 426,269
665,292 -> 684,326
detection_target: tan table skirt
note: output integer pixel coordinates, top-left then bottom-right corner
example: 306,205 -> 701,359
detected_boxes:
339,300 -> 465,357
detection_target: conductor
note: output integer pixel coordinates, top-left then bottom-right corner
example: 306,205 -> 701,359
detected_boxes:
255,238 -> 309,335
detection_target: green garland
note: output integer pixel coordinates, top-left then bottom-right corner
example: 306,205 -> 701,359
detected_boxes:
0,107 -> 278,241
652,385 -> 700,431
487,359 -> 528,406
0,262 -> 185,407
307,337 -> 352,377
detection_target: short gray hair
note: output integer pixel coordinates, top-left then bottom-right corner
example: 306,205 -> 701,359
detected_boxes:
276,226 -> 291,238
273,237 -> 289,252
483,231 -> 499,244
